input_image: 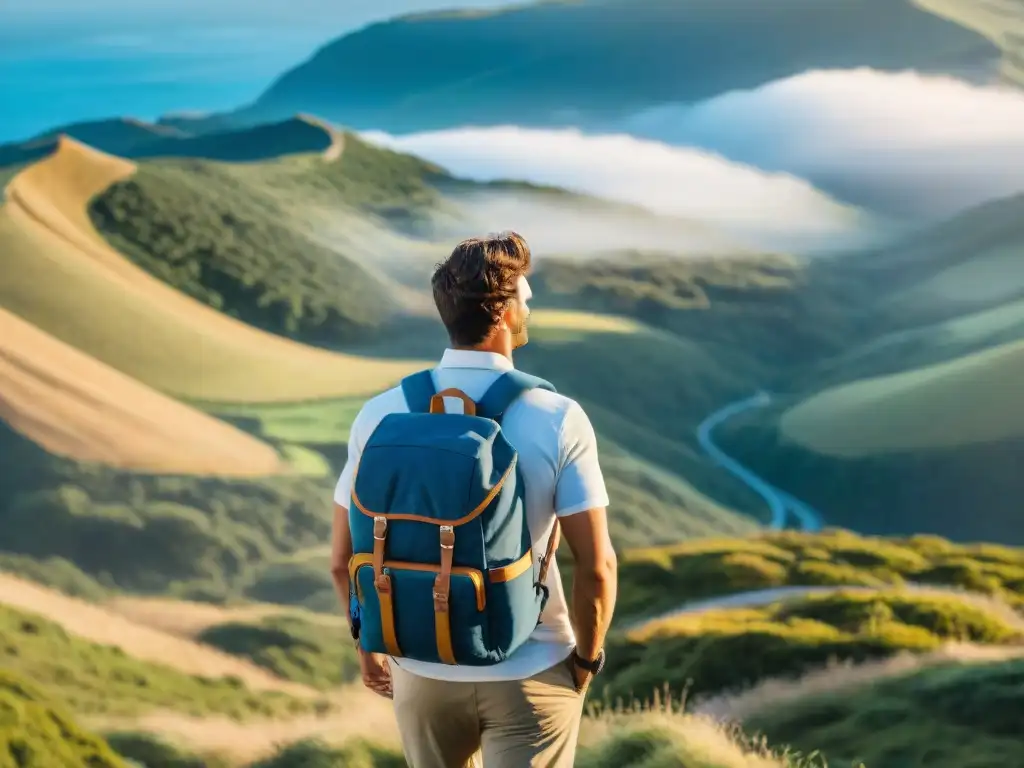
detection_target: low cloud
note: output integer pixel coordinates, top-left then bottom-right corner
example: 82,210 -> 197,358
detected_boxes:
623,68 -> 1024,219
361,127 -> 869,254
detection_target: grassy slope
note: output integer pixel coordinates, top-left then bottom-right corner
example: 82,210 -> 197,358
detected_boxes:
239,0 -> 1000,131
108,714 -> 813,768
0,670 -> 128,768
780,337 -> 1024,456
0,603 -> 315,719
602,590 -> 1022,703
0,137 -> 425,403
748,657 -> 1024,768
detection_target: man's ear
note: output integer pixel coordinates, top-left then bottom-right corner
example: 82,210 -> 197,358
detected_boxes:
500,302 -> 516,331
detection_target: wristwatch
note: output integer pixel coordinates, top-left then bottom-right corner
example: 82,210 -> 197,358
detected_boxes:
571,648 -> 605,676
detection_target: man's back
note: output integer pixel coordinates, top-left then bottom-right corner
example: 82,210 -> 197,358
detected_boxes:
334,348 -> 608,682
330,231 -> 617,768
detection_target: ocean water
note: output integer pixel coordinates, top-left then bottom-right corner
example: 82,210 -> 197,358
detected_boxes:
0,1 -> 513,143
0,25 -> 322,142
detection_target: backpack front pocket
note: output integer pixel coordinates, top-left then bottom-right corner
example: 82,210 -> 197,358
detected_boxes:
351,555 -> 491,664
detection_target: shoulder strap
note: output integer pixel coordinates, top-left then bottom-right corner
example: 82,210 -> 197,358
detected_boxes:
476,370 -> 556,421
400,369 -> 436,413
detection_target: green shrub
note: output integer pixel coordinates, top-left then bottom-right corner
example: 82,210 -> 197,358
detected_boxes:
0,670 -> 126,768
105,732 -> 226,768
250,738 -> 407,768
198,615 -> 359,689
616,530 -> 1024,620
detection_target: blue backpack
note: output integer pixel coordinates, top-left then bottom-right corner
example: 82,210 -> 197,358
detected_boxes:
348,368 -> 561,665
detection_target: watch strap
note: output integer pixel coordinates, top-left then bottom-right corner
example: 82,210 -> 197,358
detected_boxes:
572,649 -> 604,674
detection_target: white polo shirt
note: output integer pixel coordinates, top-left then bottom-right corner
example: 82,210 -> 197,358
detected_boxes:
334,348 -> 609,682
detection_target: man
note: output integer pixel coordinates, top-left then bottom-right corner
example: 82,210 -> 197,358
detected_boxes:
330,232 -> 618,768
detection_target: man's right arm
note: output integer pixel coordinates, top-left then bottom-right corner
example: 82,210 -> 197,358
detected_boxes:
554,401 -> 617,686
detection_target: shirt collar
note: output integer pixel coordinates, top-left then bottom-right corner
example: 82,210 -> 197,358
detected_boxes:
437,348 -> 515,372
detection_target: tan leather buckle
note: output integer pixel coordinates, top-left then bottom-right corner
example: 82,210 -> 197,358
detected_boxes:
373,516 -> 388,541
433,591 -> 449,612
440,524 -> 455,549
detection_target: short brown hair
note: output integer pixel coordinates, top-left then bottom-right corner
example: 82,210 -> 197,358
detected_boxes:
431,232 -> 532,346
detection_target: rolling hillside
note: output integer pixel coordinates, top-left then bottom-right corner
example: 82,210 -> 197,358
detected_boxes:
208,0 -> 1005,133
716,191 -> 1024,544
0,136 -> 426,402
0,127 -> 782,607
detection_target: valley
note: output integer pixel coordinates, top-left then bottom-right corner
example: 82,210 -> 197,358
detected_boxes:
2,2 -> 1024,758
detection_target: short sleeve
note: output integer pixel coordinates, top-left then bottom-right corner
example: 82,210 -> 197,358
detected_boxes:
554,401 -> 610,517
334,406 -> 370,506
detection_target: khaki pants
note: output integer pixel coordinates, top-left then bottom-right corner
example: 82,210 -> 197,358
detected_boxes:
391,658 -> 585,768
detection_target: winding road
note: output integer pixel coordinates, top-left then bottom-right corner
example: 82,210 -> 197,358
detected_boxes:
696,392 -> 823,532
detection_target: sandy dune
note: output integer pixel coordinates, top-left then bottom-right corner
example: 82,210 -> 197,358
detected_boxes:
0,137 -> 425,402
0,573 -> 315,698
0,306 -> 284,474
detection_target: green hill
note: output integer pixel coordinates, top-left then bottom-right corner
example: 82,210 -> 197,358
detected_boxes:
0,116 -> 338,165
86,153 -> 398,345
747,656 -> 1024,768
217,0 -> 1003,133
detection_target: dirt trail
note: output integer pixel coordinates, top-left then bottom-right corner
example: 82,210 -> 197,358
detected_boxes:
106,596 -> 344,639
85,687 -> 400,763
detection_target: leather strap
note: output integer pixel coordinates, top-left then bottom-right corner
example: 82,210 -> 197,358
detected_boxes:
372,516 -> 401,656
433,525 -> 456,664
372,516 -> 387,587
378,575 -> 401,657
537,519 -> 561,585
429,388 -> 477,416
476,370 -> 556,422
